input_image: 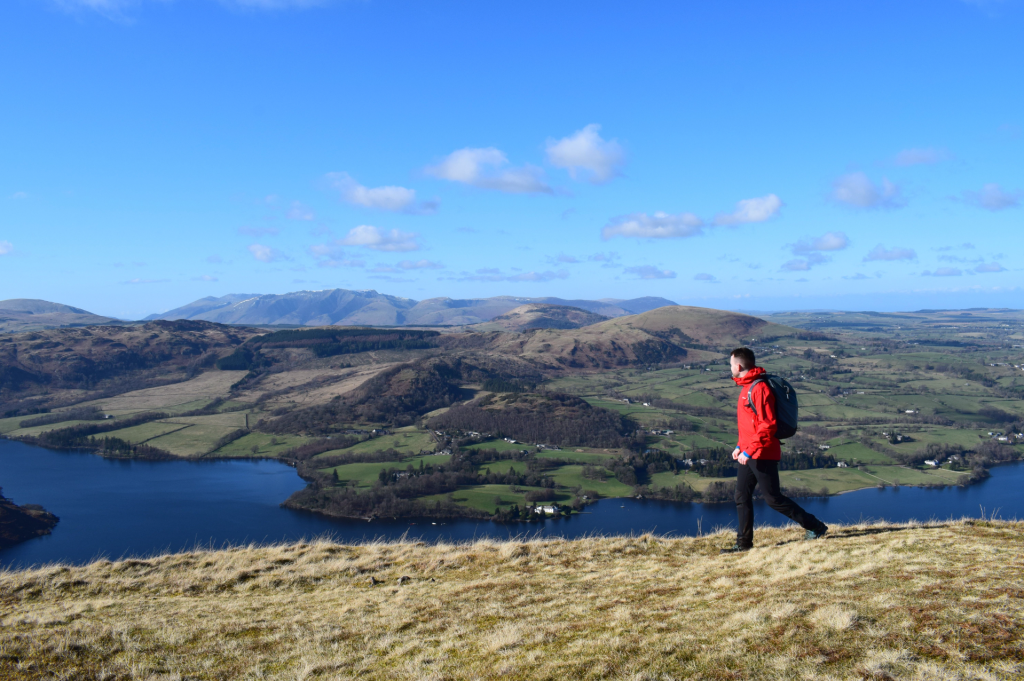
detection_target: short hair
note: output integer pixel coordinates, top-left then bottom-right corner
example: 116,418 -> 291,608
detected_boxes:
730,347 -> 756,370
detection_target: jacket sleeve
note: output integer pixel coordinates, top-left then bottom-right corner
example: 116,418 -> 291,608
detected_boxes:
749,382 -> 778,458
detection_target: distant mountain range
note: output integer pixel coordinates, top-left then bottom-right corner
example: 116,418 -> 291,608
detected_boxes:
145,289 -> 678,327
0,299 -> 118,333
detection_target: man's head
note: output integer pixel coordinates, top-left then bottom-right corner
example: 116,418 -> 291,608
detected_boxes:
730,347 -> 756,378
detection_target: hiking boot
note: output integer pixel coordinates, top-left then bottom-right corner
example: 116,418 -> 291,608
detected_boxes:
719,544 -> 752,554
805,523 -> 828,540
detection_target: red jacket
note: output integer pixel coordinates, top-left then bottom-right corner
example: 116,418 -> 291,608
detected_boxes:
733,366 -> 781,461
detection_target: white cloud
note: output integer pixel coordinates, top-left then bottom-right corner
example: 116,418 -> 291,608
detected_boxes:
286,202 -> 314,221
832,172 -> 905,209
545,124 -> 625,184
782,253 -> 828,271
396,259 -> 444,270
893,148 -> 949,166
551,254 -> 581,264
340,225 -> 420,252
625,265 -> 676,280
713,194 -> 782,226
308,241 -> 365,268
0,241 -> 13,255
249,243 -> 286,263
602,212 -> 704,240
864,244 -> 916,262
693,273 -> 717,282
922,267 -> 963,277
843,273 -> 871,280
325,172 -> 437,214
962,183 -> 1021,211
975,262 -> 1006,273
193,275 -> 219,282
425,148 -> 552,194
791,231 -> 850,254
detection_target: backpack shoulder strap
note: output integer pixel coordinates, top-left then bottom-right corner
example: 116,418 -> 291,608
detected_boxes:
744,377 -> 766,418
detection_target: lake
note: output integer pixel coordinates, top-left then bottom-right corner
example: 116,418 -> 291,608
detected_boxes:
2,438 -> 1022,568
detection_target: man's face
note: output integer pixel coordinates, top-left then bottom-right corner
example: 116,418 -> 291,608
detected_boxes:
730,356 -> 743,377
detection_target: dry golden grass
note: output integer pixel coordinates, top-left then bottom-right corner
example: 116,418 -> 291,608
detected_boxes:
1,520 -> 1021,680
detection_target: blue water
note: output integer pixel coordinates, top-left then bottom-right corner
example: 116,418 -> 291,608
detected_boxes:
2,438 -> 1021,567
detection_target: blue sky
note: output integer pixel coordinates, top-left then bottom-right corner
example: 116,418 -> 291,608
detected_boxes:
1,0 -> 1022,319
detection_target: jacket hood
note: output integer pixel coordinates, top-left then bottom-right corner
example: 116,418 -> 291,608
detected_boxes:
732,365 -> 767,386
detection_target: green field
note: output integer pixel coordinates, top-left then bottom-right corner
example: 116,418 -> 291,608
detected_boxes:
212,432 -> 310,458
101,421 -> 190,444
461,438 -> 535,453
5,419 -> 97,437
420,484 -> 571,514
547,465 -> 634,498
535,450 -> 614,464
320,454 -> 456,487
146,423 -> 243,458
315,427 -> 437,458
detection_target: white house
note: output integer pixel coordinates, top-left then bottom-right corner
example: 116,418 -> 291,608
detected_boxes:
818,444 -> 831,450
836,461 -> 848,468
924,460 -> 938,467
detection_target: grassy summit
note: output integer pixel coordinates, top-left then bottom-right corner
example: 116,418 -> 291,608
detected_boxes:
2,520 -> 1021,679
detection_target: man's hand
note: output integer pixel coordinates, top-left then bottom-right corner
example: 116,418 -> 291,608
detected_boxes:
731,447 -> 741,461
732,447 -> 750,465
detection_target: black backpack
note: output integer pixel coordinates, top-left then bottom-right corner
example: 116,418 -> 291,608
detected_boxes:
743,374 -> 798,439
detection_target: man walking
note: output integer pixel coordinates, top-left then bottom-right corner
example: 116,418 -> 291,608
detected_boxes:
721,347 -> 828,553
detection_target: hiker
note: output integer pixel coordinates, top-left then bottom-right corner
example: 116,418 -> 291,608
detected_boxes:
721,347 -> 828,553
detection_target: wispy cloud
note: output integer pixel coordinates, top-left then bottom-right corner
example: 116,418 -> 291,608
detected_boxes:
9,192 -> 28,200
602,212 -> 704,240
425,148 -> 552,194
248,243 -> 287,263
0,241 -> 14,255
545,124 -> 625,184
395,259 -> 444,270
123,277 -> 170,284
922,267 -> 963,277
452,268 -> 568,282
782,253 -> 828,271
238,226 -> 279,237
624,265 -> 676,280
192,275 -> 219,282
893,147 -> 949,166
864,244 -> 916,262
843,273 -> 871,280
783,231 -> 849,271
693,273 -> 717,282
791,231 -> 850,254
974,262 -> 1006,273
286,202 -> 315,221
325,172 -> 437,214
832,172 -> 905,209
53,0 -> 332,19
339,225 -> 420,252
713,194 -> 782,226
962,183 -> 1021,211
308,241 -> 365,268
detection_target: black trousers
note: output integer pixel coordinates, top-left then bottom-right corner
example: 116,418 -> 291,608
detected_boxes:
735,459 -> 820,548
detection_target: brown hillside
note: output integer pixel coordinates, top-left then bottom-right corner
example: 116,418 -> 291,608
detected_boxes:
593,305 -> 797,346
470,304 -> 609,332
0,321 -> 260,411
